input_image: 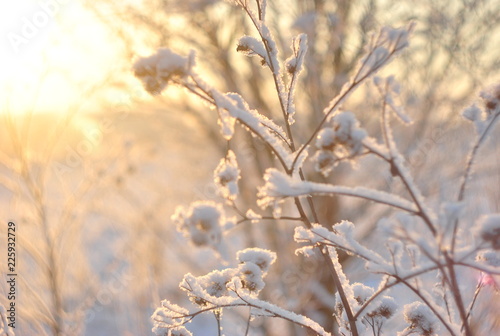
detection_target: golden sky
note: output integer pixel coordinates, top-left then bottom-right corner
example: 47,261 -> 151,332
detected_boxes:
0,0 -> 129,116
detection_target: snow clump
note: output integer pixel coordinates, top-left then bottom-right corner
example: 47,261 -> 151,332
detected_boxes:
476,214 -> 500,250
399,302 -> 438,336
214,150 -> 240,200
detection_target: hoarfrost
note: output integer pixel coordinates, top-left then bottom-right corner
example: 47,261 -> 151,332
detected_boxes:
258,168 -> 418,213
313,111 -> 367,176
172,201 -> 226,248
245,209 -> 262,223
462,103 -> 483,122
285,34 -> 308,124
374,75 -> 412,124
476,249 -> 500,267
235,289 -> 332,336
133,48 -> 191,95
294,222 -> 388,266
236,248 -> 276,274
352,283 -> 374,305
214,150 -> 240,200
476,214 -> 500,250
399,302 -> 439,336
237,35 -> 269,66
0,304 -> 14,336
237,262 -> 266,294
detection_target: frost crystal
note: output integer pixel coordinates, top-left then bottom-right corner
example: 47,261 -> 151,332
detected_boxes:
245,209 -> 262,223
151,300 -> 190,335
314,111 -> 366,176
238,262 -> 266,294
237,248 -> 277,274
194,268 -> 238,300
476,214 -> 500,250
381,26 -> 411,50
168,327 -> 193,336
258,168 -> 418,214
374,76 -> 412,124
461,103 -> 487,134
367,296 -> 397,319
313,150 -> 337,177
237,35 -> 269,66
291,12 -> 317,34
352,283 -> 374,305
176,247 -> 277,310
479,83 -> 500,113
133,48 -> 191,95
400,302 -> 438,336
0,304 -> 14,336
214,150 -> 240,200
361,295 -> 398,334
172,201 -> 225,248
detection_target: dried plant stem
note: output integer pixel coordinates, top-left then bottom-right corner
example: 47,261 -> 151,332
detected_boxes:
294,197 -> 359,336
451,110 -> 500,253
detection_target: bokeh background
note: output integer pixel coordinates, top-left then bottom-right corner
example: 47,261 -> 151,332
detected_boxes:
1,0 -> 499,335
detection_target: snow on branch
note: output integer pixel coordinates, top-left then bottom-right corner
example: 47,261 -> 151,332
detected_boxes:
0,304 -> 14,336
207,88 -> 294,167
294,221 -> 389,267
214,150 -> 240,201
133,48 -> 194,95
313,111 -> 367,176
285,33 -> 308,125
232,282 -> 332,336
257,168 -> 419,214
151,248 -> 330,336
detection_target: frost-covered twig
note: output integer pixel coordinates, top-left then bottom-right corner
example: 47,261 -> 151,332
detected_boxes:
285,33 -> 308,127
151,248 -> 331,336
257,168 -> 419,214
235,0 -> 294,146
294,222 -> 388,265
134,4 -> 499,334
391,274 -> 460,335
0,304 -> 14,336
290,23 -> 414,173
232,287 -> 331,336
375,78 -> 437,235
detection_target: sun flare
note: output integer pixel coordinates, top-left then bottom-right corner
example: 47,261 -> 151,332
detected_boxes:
0,1 -> 125,117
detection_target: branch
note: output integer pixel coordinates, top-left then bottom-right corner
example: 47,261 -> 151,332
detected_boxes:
258,168 -> 419,214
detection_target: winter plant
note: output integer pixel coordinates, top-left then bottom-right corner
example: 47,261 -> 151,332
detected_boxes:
133,1 -> 500,335
0,304 -> 14,336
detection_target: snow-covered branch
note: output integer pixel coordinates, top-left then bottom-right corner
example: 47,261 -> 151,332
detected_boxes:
258,168 -> 419,214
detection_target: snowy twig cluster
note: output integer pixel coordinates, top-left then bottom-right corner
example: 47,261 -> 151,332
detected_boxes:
0,304 -> 14,336
133,1 -> 500,335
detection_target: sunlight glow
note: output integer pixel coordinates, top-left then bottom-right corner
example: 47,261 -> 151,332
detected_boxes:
0,1 -> 123,116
